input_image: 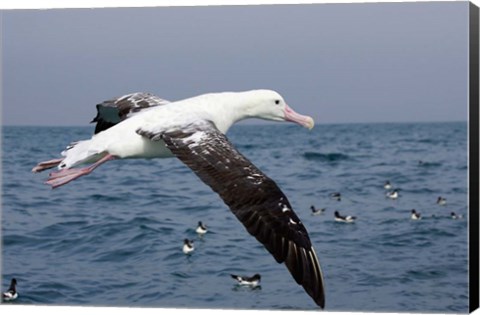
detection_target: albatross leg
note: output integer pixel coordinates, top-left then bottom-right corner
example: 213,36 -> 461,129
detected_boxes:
45,154 -> 116,189
32,158 -> 64,173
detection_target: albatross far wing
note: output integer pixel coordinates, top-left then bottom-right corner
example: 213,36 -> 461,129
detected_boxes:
91,92 -> 170,134
139,122 -> 325,308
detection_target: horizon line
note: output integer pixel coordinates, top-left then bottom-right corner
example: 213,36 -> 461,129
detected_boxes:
1,120 -> 468,128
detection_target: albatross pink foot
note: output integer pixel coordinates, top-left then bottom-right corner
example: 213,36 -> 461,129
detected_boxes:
32,158 -> 64,173
45,154 -> 116,189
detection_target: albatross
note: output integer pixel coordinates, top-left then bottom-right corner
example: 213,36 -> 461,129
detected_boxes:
32,90 -> 325,308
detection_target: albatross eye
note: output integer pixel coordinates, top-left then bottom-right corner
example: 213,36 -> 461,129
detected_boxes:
275,100 -> 280,105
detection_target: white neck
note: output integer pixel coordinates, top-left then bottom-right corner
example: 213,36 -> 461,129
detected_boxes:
200,91 -> 256,133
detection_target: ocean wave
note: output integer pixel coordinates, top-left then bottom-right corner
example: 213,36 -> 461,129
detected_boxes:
303,152 -> 351,162
417,161 -> 442,168
404,269 -> 447,280
2,123 -> 469,311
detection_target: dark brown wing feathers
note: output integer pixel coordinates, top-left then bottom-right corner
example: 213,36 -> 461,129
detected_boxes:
91,92 -> 169,134
157,124 -> 325,308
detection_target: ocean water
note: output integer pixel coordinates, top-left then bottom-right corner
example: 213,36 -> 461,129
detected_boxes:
1,122 -> 469,312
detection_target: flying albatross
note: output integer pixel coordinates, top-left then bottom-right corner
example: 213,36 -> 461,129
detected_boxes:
32,90 -> 325,308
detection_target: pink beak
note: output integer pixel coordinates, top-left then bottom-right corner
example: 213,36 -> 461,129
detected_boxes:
284,104 -> 315,130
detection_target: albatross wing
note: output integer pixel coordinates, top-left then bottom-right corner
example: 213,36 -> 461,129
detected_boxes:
139,121 -> 325,308
91,92 -> 170,134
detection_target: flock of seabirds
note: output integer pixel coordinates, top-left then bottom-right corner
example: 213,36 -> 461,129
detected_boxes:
1,89 -> 463,307
3,181 -> 462,303
310,182 -> 462,222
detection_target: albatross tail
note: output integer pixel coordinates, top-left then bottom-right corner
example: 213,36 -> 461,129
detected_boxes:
32,158 -> 64,173
32,139 -> 115,189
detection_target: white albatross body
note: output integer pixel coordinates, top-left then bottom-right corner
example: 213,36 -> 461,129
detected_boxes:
61,93 -> 233,167
32,89 -> 325,308
56,90 -> 313,171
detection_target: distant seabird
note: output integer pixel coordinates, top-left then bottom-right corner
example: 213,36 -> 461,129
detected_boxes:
451,212 -> 462,220
334,211 -> 356,223
384,181 -> 392,190
437,197 -> 447,206
310,205 -> 326,215
386,189 -> 399,200
196,221 -> 208,234
329,192 -> 341,201
183,239 -> 195,255
411,209 -> 421,220
231,274 -> 261,287
32,90 -> 325,308
2,278 -> 18,302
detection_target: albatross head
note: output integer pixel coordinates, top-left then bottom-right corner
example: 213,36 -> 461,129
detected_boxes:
242,90 -> 315,130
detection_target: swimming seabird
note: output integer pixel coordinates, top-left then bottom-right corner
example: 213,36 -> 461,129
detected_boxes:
310,205 -> 325,215
230,274 -> 261,287
2,278 -> 18,302
32,90 -> 325,308
386,189 -> 399,200
196,221 -> 208,234
384,181 -> 392,190
411,209 -> 421,220
183,239 -> 195,255
451,212 -> 462,219
329,192 -> 341,201
334,211 -> 356,223
437,196 -> 447,206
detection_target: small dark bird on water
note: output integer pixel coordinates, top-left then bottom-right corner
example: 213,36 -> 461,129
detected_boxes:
182,239 -> 194,255
329,192 -> 341,201
384,181 -> 392,190
386,189 -> 399,200
437,196 -> 447,206
451,212 -> 462,220
411,209 -> 421,220
196,221 -> 208,234
334,210 -> 356,223
2,278 -> 18,301
230,274 -> 261,287
310,205 -> 326,215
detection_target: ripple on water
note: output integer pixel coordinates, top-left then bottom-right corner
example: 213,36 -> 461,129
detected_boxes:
303,151 -> 352,162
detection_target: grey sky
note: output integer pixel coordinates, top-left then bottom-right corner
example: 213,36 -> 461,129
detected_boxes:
2,2 -> 469,126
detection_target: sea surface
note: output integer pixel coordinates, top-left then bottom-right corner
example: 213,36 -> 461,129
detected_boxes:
1,122 -> 469,312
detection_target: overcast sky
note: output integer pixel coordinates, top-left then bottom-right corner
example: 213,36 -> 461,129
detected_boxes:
2,2 -> 469,126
